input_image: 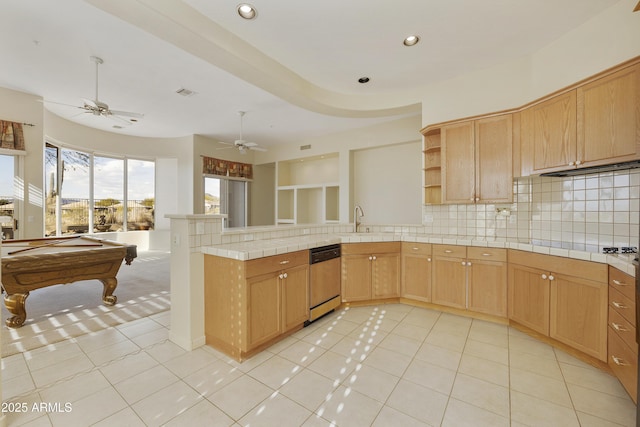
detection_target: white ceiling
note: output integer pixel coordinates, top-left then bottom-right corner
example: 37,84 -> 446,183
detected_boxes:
0,0 -> 621,147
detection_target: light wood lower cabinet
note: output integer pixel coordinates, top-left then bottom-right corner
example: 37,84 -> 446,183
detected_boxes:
608,266 -> 638,403
508,250 -> 608,361
432,245 -> 467,309
467,247 -> 507,317
341,242 -> 400,302
205,251 -> 309,361
401,243 -> 432,302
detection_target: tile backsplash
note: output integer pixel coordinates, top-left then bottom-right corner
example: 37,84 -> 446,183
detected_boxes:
422,169 -> 640,252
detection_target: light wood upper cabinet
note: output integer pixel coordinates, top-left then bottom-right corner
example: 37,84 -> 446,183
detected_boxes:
441,115 -> 513,204
577,63 -> 640,167
521,91 -> 577,175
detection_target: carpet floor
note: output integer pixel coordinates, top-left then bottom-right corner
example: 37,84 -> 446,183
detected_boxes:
1,251 -> 170,357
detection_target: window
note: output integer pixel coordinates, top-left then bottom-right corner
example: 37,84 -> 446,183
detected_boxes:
44,142 -> 155,235
204,176 -> 247,228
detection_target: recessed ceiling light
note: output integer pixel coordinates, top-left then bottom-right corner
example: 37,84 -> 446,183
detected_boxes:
358,77 -> 370,84
237,3 -> 257,19
403,35 -> 420,46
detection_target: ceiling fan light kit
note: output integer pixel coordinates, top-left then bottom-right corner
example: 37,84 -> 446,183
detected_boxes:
217,111 -> 267,154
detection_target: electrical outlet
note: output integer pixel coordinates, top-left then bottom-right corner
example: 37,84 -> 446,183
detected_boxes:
172,234 -> 180,246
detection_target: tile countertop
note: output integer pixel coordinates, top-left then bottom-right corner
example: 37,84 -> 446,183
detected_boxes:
200,233 -> 637,277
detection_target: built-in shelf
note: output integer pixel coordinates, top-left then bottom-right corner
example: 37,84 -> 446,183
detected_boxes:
423,129 -> 442,205
276,154 -> 340,224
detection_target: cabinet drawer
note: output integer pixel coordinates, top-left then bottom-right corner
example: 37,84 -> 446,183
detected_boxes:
401,242 -> 431,256
609,266 -> 635,302
246,251 -> 308,278
608,326 -> 638,403
467,247 -> 507,262
610,285 -> 636,326
341,242 -> 401,256
432,244 -> 466,258
609,307 -> 638,353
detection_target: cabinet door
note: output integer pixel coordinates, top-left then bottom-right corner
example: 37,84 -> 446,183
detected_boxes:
508,264 -> 550,335
402,253 -> 432,302
341,254 -> 372,301
246,273 -> 281,350
372,253 -> 400,299
475,115 -> 513,203
468,259 -> 507,317
550,273 -> 607,361
522,91 -> 577,174
577,64 -> 640,166
282,264 -> 310,332
432,256 -> 466,309
441,121 -> 475,204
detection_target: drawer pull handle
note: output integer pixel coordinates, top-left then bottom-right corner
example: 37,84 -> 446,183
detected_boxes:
613,279 -> 628,287
611,323 -> 629,332
612,356 -> 629,366
279,260 -> 290,265
444,250 -> 453,254
481,253 -> 492,257
612,302 -> 628,309
412,247 -> 420,251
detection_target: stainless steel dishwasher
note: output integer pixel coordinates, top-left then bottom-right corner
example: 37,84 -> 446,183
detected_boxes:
306,244 -> 341,325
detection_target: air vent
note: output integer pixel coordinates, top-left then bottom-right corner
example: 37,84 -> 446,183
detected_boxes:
175,88 -> 196,97
300,144 -> 311,150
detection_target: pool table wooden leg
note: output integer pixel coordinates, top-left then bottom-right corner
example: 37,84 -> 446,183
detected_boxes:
100,277 -> 118,306
5,292 -> 29,328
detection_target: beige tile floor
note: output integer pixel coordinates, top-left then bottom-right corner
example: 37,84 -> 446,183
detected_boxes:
1,303 -> 637,426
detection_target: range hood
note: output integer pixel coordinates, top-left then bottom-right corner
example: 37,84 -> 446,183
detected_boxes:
540,160 -> 640,177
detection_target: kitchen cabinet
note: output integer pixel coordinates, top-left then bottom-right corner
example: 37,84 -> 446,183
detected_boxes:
204,250 -> 309,361
521,90 -> 577,175
431,244 -> 467,308
467,247 -> 507,317
401,242 -> 432,302
577,63 -> 640,168
431,245 -> 507,317
341,242 -> 400,302
441,114 -> 512,204
508,250 -> 608,361
422,129 -> 442,205
608,266 -> 638,402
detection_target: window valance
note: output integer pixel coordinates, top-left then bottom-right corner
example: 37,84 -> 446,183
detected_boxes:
203,156 -> 253,179
0,121 -> 25,151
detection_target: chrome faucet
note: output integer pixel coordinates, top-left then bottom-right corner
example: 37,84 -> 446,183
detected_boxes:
354,204 -> 364,233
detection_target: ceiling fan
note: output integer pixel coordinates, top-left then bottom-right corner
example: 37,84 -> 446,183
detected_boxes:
42,56 -> 144,125
217,111 -> 267,154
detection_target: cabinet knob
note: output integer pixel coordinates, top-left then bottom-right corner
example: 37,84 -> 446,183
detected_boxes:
541,274 -> 548,280
576,160 -> 583,165
427,258 -> 432,262
612,301 -> 628,309
283,272 -> 288,279
569,161 -> 575,166
372,256 -> 377,261
611,322 -> 629,332
612,279 -> 628,287
279,273 -> 284,279
467,261 -> 472,266
461,261 -> 466,266
611,355 -> 629,366
548,275 -> 554,281
470,198 -> 475,202
475,197 -> 479,202
369,256 -> 373,261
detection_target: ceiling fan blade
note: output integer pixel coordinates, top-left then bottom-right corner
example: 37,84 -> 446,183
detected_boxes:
110,109 -> 144,119
40,99 -> 84,110
82,98 -> 98,109
249,146 -> 267,152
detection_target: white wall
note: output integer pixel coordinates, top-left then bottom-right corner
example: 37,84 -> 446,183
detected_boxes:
353,141 -> 422,225
0,87 -> 44,239
419,0 -> 640,127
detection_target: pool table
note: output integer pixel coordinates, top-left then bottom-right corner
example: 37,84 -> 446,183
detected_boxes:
1,235 -> 137,328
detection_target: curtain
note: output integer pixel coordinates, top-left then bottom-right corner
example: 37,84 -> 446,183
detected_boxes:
0,121 -> 25,151
203,156 -> 252,179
